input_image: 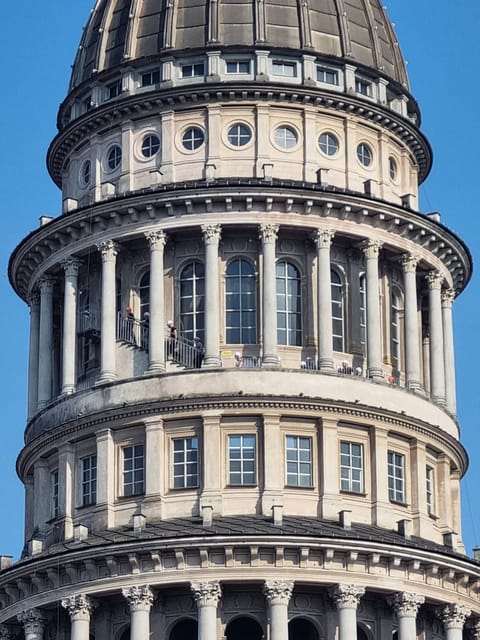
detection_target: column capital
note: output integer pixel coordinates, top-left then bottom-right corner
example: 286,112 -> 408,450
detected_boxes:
467,619 -> 480,639
390,592 -> 425,618
17,609 -> 46,634
201,224 -> 222,245
61,257 -> 83,277
438,603 -> 471,630
426,270 -> 443,290
122,585 -> 154,612
27,291 -> 40,307
145,230 -> 167,250
361,240 -> 382,259
0,625 -> 10,640
97,240 -> 119,261
441,288 -> 455,308
38,276 -> 56,293
191,581 -> 222,606
263,580 -> 294,605
61,594 -> 97,621
315,229 -> 335,249
331,584 -> 365,610
259,223 -> 279,244
402,253 -> 420,273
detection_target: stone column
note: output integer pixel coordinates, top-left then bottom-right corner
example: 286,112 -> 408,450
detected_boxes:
122,585 -> 154,640
201,225 -> 222,367
191,581 -> 222,640
27,292 -> 40,418
426,271 -> 445,404
402,254 -> 421,390
37,276 -> 56,409
58,443 -> 75,539
441,288 -> 457,415
315,229 -> 335,370
97,241 -> 119,382
145,230 -> 167,372
438,604 -> 471,640
61,258 -> 82,394
390,592 -> 424,640
17,609 -> 46,640
62,594 -> 96,640
260,224 -> 280,366
422,335 -> 431,395
332,584 -> 365,640
264,580 -> 294,640
362,241 -> 383,380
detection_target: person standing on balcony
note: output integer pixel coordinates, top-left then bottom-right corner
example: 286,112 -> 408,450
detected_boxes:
125,306 -> 135,344
167,320 -> 178,360
194,336 -> 204,368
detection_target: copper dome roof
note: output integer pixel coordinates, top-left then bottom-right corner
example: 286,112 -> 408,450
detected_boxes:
70,0 -> 409,90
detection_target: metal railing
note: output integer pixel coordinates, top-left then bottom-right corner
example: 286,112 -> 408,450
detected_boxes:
116,313 -> 149,350
78,305 -> 101,334
166,335 -> 204,369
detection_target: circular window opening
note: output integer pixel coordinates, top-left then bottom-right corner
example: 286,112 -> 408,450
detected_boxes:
227,123 -> 252,147
81,160 -> 91,187
389,156 -> 398,180
319,132 -> 339,156
274,125 -> 298,149
141,135 -> 160,158
357,143 -> 373,167
107,145 -> 122,171
182,127 -> 205,150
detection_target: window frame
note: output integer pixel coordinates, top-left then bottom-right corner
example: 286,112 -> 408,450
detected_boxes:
318,132 -> 339,157
181,62 -> 205,79
141,69 -> 161,87
285,435 -> 313,487
391,287 -> 403,371
273,125 -> 299,150
271,60 -> 297,78
316,65 -> 339,86
141,134 -> 161,159
51,469 -> 59,519
426,465 -> 435,515
122,443 -> 145,497
340,441 -> 365,494
388,451 -> 406,504
179,260 -> 205,343
331,268 -> 345,352
226,123 -> 252,148
225,60 -> 251,75
356,142 -> 373,167
276,259 -> 302,346
228,434 -> 257,486
225,258 -> 257,344
106,144 -> 122,172
81,454 -> 97,507
172,437 -> 199,490
182,126 -> 205,151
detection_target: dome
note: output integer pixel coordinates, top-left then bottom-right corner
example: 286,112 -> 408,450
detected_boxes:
71,0 -> 408,90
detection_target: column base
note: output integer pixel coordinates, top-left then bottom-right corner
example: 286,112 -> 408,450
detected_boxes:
406,379 -> 422,392
318,358 -> 334,371
95,371 -> 117,385
147,362 -> 166,374
367,368 -> 384,381
262,355 -> 281,367
203,356 -> 223,368
61,385 -> 75,396
432,394 -> 447,405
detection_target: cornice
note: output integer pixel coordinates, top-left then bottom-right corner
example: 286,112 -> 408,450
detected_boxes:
0,532 -> 479,624
47,82 -> 430,186
8,183 -> 470,301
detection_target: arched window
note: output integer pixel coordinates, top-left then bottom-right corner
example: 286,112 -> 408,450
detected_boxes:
331,269 -> 344,351
180,261 -> 205,342
226,617 -> 263,640
391,288 -> 403,370
276,260 -> 302,346
139,271 -> 150,317
226,259 -> 257,344
289,617 -> 319,640
359,273 -> 366,355
169,619 -> 198,640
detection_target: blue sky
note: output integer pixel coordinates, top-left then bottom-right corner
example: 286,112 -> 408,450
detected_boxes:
0,1 -> 479,559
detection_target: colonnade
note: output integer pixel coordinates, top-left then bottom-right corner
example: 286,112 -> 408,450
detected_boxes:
26,224 -> 457,417
8,584 -> 476,640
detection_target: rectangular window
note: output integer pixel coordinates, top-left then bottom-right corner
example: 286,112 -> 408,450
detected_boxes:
107,80 -> 122,100
388,451 -> 405,503
51,469 -> 59,519
340,442 -> 364,493
173,438 -> 199,489
286,436 -> 312,487
226,60 -> 251,74
228,435 -> 256,485
272,61 -> 297,77
142,70 -> 161,86
316,66 -> 339,85
355,77 -> 372,96
81,454 -> 97,506
181,63 -> 205,78
123,444 -> 145,496
426,465 -> 435,515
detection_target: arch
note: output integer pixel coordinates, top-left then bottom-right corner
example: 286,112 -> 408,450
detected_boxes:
225,616 -> 263,640
331,267 -> 345,352
169,618 -> 198,640
276,259 -> 302,346
288,616 -> 319,640
179,260 -> 205,342
225,258 -> 257,344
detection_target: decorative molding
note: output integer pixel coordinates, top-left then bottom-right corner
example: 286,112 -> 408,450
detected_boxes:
191,581 -> 222,607
390,592 -> 425,618
438,603 -> 471,630
315,229 -> 335,249
27,292 -> 40,307
259,223 -> 279,244
331,584 -> 365,609
145,230 -> 167,251
122,585 -> 154,612
38,276 -> 56,294
426,270 -> 443,290
17,609 -> 46,634
361,240 -> 382,260
61,594 -> 97,620
263,580 -> 294,605
201,224 -> 222,244
441,288 -> 455,308
96,240 -> 119,261
61,257 -> 82,277
401,253 -> 419,273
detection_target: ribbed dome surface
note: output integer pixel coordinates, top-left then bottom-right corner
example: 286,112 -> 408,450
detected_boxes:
71,0 -> 408,89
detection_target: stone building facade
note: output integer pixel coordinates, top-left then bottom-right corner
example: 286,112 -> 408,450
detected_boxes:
2,0 -> 479,638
